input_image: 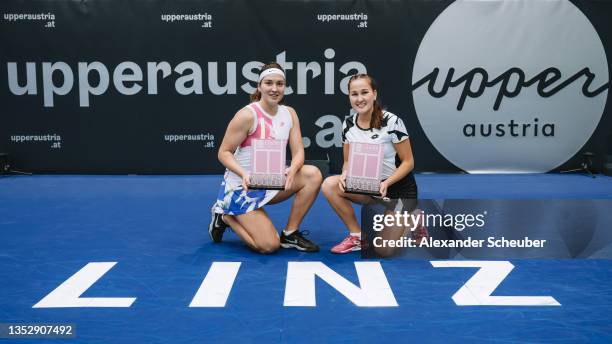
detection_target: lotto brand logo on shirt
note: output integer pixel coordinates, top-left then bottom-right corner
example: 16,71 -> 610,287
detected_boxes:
411,0 -> 610,173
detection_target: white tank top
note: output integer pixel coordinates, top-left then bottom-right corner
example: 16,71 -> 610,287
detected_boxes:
224,102 -> 293,186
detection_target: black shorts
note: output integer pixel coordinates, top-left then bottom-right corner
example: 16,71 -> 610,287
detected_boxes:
385,172 -> 418,199
370,172 -> 418,213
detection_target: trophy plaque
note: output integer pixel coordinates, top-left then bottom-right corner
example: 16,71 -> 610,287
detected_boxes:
249,138 -> 286,190
345,142 -> 383,196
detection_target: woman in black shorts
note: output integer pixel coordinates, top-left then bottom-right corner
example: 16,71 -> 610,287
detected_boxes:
322,73 -> 423,254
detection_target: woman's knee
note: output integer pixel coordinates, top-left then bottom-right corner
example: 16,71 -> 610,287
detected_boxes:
255,237 -> 280,254
322,175 -> 339,198
301,165 -> 323,185
373,245 -> 397,258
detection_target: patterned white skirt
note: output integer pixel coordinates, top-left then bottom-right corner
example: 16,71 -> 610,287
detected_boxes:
213,179 -> 279,216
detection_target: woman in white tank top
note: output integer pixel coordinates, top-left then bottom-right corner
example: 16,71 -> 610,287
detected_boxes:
209,63 -> 322,254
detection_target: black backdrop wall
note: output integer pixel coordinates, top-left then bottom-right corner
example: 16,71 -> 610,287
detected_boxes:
1,0 -> 611,174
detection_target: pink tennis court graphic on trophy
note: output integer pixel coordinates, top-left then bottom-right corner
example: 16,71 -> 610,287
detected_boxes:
346,142 -> 383,195
250,138 -> 286,190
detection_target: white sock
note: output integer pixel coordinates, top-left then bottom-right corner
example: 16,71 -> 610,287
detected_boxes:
350,232 -> 361,239
283,229 -> 297,236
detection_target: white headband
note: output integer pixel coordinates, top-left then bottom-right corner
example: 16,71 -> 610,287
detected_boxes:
258,68 -> 285,82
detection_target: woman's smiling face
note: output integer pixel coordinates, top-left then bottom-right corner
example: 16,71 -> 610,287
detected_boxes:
258,74 -> 285,104
349,78 -> 377,115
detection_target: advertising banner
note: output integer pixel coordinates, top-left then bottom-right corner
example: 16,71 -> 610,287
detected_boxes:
1,0 -> 611,173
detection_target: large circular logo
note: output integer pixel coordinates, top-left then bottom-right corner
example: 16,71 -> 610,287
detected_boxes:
412,0 -> 609,173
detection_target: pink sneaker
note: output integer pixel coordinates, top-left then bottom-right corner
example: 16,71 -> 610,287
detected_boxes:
331,235 -> 362,254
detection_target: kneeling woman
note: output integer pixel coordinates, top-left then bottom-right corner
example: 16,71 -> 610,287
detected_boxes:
322,74 -> 419,254
209,63 -> 322,254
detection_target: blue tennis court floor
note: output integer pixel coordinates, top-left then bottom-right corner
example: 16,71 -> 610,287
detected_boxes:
1,174 -> 611,343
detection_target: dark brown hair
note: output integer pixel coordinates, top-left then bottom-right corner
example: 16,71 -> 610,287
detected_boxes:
348,73 -> 384,129
250,62 -> 285,103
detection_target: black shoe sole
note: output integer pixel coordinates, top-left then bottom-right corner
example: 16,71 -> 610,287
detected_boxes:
280,242 -> 319,252
209,210 -> 224,243
208,217 -> 225,243
208,224 -> 222,243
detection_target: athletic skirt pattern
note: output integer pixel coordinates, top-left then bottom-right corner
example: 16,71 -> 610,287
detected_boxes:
213,180 -> 279,216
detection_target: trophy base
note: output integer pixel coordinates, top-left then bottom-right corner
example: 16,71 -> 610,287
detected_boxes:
249,185 -> 286,191
345,188 -> 381,197
249,174 -> 285,191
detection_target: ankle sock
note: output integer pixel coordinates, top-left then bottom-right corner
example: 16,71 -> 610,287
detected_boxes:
283,229 -> 297,236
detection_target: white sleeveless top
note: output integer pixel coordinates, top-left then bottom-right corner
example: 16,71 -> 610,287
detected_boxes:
224,102 -> 293,186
